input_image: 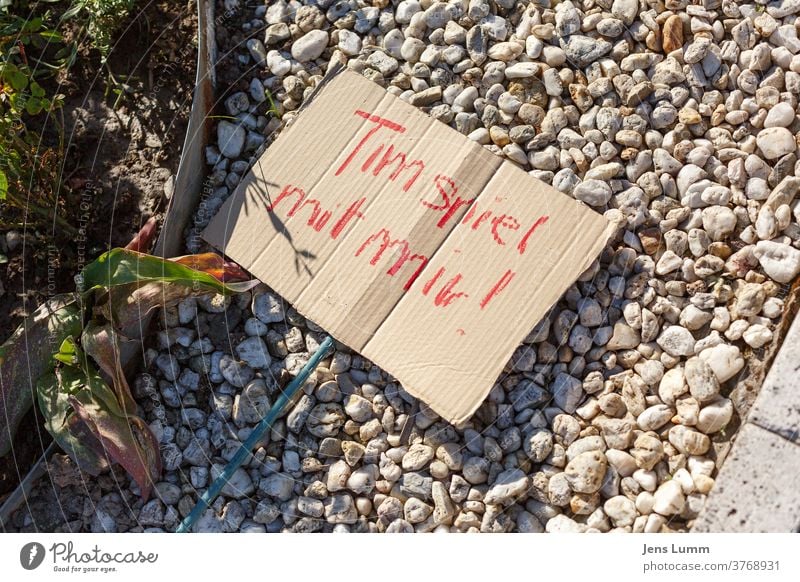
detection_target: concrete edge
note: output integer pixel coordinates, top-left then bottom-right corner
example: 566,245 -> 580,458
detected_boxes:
692,311 -> 800,532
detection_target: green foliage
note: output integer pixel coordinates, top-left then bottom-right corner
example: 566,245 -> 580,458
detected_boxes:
65,0 -> 137,60
38,335 -> 162,496
0,249 -> 257,498
0,1 -> 136,226
0,2 -> 72,228
0,295 -> 82,457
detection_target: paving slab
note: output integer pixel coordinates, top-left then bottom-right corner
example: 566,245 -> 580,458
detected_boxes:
692,423 -> 800,532
748,314 -> 800,444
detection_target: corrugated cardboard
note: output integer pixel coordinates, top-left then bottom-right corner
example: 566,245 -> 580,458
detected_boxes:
203,68 -> 615,425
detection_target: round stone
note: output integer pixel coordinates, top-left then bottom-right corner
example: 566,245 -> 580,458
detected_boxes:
756,127 -> 796,160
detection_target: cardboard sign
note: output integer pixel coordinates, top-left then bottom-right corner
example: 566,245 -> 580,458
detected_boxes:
203,68 -> 614,425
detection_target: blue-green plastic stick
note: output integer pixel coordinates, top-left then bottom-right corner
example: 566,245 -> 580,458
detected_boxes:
176,335 -> 334,533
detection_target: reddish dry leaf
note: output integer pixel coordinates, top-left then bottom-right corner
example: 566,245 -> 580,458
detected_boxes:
171,253 -> 252,283
125,216 -> 159,253
68,394 -> 161,501
81,323 -> 138,415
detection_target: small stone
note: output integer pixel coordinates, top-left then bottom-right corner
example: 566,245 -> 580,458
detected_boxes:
653,480 -> 685,516
344,394 -> 373,423
702,206 -> 737,241
764,102 -> 795,128
604,495 -> 636,527
756,127 -> 796,160
524,428 -> 554,463
432,481 -> 456,524
658,367 -> 687,405
552,373 -> 584,413
564,451 -> 607,494
297,496 -> 324,518
743,324 -> 774,348
487,41 -> 523,61
139,500 -> 164,527
252,291 -> 284,323
324,494 -> 358,524
696,398 -> 734,434
404,498 -> 433,524
734,283 -> 766,318
291,30 -> 329,62
668,425 -> 711,455
306,403 -> 346,438
462,456 -> 490,484
606,322 -> 641,350
484,468 -> 529,504
155,354 -> 180,381
573,180 -> 612,206
505,62 -> 538,79
611,0 -> 638,26
630,435 -> 663,471
233,379 -> 270,425
347,465 -> 377,494
236,336 -> 271,369
246,39 -> 267,66
337,29 -> 362,57
656,326 -> 696,357
219,355 -> 254,388
259,472 -> 294,501
684,357 -> 720,403
213,465 -> 255,499
561,35 -> 612,67
264,23 -> 290,45
637,404 -> 674,431
700,344 -> 744,382
402,444 -> 435,471
753,241 -> 800,283
217,121 -> 245,159
662,15 -> 683,53
655,250 -> 683,275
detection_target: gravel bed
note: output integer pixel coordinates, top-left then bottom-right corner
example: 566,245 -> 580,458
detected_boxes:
10,0 -> 800,534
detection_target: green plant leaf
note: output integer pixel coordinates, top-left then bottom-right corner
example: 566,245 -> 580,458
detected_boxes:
7,69 -> 27,91
80,248 -> 257,294
25,97 -> 44,115
0,295 -> 81,456
55,336 -> 127,418
30,81 -> 45,97
37,367 -> 108,475
60,3 -> 84,20
0,169 -> 8,200
54,336 -> 79,366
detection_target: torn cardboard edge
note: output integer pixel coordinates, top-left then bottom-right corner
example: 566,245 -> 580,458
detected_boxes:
203,65 -> 615,426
